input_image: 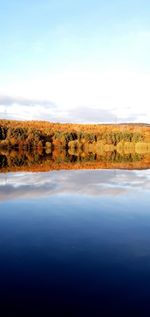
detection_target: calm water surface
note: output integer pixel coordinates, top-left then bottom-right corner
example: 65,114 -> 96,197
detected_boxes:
0,169 -> 150,315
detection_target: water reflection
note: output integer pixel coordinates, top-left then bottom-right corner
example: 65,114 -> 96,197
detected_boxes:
0,148 -> 150,172
0,169 -> 150,201
1,153 -> 150,315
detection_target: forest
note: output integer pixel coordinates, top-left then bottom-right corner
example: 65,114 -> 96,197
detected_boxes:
0,119 -> 150,151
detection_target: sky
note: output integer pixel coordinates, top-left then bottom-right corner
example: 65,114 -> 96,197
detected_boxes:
0,0 -> 150,123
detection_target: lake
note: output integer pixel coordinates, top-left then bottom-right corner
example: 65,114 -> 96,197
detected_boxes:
0,168 -> 150,315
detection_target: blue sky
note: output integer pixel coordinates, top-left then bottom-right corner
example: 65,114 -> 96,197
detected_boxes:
0,0 -> 150,122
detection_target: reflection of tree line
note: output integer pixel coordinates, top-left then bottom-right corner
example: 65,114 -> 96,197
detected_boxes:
0,148 -> 144,170
74,152 -> 143,163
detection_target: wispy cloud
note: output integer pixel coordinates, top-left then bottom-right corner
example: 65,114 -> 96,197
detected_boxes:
0,95 -> 57,121
0,95 -> 56,108
65,106 -> 118,123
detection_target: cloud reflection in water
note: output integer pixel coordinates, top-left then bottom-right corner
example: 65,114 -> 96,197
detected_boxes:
0,169 -> 150,201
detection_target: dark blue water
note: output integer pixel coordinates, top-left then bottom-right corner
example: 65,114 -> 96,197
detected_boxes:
0,169 -> 150,316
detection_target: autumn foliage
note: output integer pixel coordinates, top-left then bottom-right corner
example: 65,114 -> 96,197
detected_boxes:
0,119 -> 150,150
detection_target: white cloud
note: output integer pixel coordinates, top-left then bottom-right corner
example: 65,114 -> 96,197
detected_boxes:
0,95 -> 57,121
0,67 -> 150,123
